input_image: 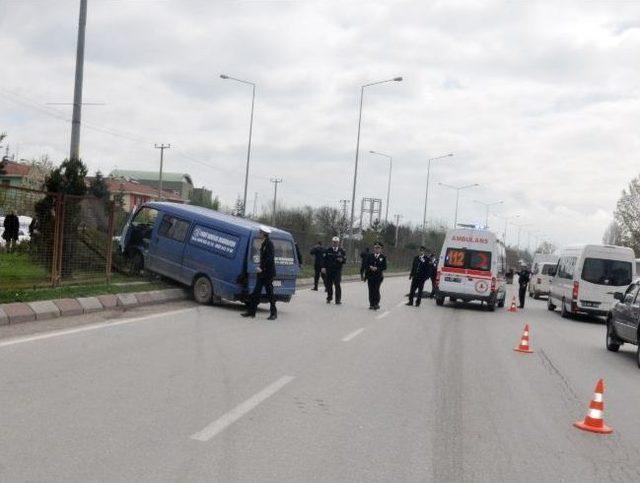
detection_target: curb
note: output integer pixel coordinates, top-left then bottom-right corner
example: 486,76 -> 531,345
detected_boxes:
0,272 -> 409,326
0,288 -> 190,326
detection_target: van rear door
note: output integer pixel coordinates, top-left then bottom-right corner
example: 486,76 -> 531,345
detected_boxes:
578,256 -> 633,312
441,247 -> 493,297
248,236 -> 299,296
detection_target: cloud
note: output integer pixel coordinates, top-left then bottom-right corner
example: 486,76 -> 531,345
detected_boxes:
1,0 -> 640,248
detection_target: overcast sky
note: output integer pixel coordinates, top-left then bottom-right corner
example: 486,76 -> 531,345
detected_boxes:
2,0 -> 640,248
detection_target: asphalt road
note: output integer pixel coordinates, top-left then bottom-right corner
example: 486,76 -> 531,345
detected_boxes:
2,278 -> 640,482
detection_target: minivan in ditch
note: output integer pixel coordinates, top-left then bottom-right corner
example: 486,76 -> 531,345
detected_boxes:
120,202 -> 300,304
548,244 -> 634,318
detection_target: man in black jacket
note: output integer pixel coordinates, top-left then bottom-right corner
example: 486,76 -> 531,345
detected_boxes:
242,226 -> 278,320
364,241 -> 387,310
407,246 -> 430,307
309,241 -> 326,291
516,264 -> 531,309
428,252 -> 438,298
359,247 -> 370,281
322,236 -> 346,304
2,210 -> 19,253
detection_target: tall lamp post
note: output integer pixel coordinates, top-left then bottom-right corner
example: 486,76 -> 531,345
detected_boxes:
348,76 -> 403,257
438,182 -> 479,228
369,150 -> 393,224
513,222 -> 532,253
473,199 -> 503,229
220,74 -> 256,217
422,153 -> 453,236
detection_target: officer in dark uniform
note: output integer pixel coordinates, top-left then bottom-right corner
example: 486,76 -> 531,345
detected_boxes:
309,241 -> 326,291
322,236 -> 346,304
364,241 -> 387,310
359,247 -> 370,281
407,246 -> 430,306
516,263 -> 531,309
428,252 -> 438,298
242,226 -> 278,320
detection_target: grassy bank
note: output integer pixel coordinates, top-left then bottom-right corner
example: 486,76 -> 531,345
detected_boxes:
0,279 -> 174,304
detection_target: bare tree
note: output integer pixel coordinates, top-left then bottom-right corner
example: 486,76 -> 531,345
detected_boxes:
602,220 -> 622,246
314,206 -> 342,237
613,175 -> 640,254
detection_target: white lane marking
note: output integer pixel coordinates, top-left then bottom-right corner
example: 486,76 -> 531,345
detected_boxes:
376,310 -> 391,320
191,375 -> 295,442
342,328 -> 365,342
0,308 -> 198,349
395,301 -> 406,308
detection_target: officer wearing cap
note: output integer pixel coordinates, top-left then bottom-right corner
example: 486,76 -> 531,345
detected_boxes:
363,241 -> 387,310
407,246 -> 430,307
309,240 -> 326,291
321,236 -> 346,304
242,226 -> 278,320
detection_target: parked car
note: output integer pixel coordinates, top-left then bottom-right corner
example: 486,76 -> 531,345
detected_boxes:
120,202 -> 300,304
606,282 -> 640,367
548,244 -> 635,318
435,227 -> 507,311
0,215 -> 32,248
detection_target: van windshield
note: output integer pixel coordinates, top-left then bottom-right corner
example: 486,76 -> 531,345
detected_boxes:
541,264 -> 555,275
444,248 -> 492,271
581,258 -> 632,286
252,238 -> 296,266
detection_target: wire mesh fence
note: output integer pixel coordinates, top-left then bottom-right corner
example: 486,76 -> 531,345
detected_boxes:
0,185 -> 119,290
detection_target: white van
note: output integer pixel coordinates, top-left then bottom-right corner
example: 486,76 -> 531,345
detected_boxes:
435,228 -> 507,311
548,244 -> 635,318
529,253 -> 559,299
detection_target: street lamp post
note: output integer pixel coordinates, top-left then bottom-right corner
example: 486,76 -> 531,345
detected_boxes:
422,153 -> 453,235
220,74 -> 256,217
438,182 -> 479,228
348,76 -> 403,258
513,222 -> 532,252
473,199 -> 503,229
369,150 -> 393,224
501,214 -> 520,245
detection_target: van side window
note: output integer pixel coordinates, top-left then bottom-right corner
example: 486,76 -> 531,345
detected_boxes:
158,215 -> 190,242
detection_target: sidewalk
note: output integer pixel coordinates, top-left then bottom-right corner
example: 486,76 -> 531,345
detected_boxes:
0,272 -> 409,326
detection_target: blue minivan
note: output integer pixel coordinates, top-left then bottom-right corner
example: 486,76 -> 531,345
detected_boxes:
120,202 -> 300,304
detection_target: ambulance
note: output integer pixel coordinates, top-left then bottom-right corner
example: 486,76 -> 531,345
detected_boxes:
435,228 -> 507,311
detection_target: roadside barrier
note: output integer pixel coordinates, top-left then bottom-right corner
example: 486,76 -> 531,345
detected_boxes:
574,379 -> 613,434
513,324 -> 533,353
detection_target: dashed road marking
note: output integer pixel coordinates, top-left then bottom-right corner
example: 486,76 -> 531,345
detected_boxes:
191,375 -> 295,442
342,328 -> 365,342
376,310 -> 391,320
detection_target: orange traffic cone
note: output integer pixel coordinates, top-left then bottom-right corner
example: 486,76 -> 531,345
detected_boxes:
574,379 -> 613,434
513,324 -> 533,353
508,296 -> 518,312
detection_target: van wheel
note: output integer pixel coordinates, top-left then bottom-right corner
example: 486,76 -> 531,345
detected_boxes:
193,275 -> 213,304
547,298 -> 556,311
435,295 -> 445,306
487,300 -> 496,312
533,292 -> 540,300
497,296 -> 505,308
560,299 -> 570,318
606,320 -> 621,352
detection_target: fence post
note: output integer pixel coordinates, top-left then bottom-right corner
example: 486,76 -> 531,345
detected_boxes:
105,201 -> 115,283
51,194 -> 62,287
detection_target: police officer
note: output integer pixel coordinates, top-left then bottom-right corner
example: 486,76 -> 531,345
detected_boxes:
428,252 -> 438,298
359,247 -> 370,281
516,263 -> 531,309
242,226 -> 277,320
322,236 -> 346,304
364,241 -> 387,310
407,246 -> 430,306
309,241 -> 326,291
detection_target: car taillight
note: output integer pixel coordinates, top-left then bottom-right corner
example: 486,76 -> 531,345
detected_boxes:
491,277 -> 496,292
435,270 -> 441,288
572,281 -> 579,300
537,278 -> 542,284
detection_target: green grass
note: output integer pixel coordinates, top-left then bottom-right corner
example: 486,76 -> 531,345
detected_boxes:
0,252 -> 49,288
0,279 -> 174,304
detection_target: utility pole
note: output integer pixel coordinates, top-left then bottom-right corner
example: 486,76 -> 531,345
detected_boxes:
270,178 -> 282,225
339,199 -> 350,236
154,144 -> 170,199
69,0 -> 88,161
394,214 -> 403,248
